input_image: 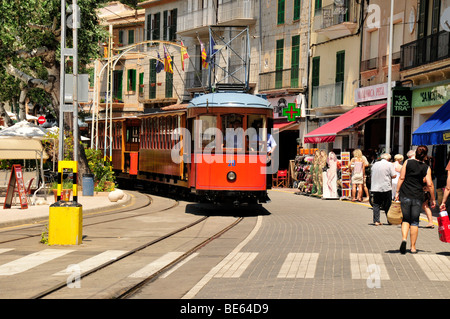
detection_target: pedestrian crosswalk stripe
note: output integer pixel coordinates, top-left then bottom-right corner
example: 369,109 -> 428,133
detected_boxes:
128,252 -> 185,278
52,250 -> 128,276
0,249 -> 73,276
214,252 -> 258,278
277,253 -> 319,278
350,253 -> 389,280
160,253 -> 199,279
414,254 -> 450,281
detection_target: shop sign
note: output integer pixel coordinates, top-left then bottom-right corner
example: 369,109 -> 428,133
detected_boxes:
444,132 -> 450,142
268,94 -> 305,119
412,84 -> 450,108
355,82 -> 394,103
392,87 -> 412,117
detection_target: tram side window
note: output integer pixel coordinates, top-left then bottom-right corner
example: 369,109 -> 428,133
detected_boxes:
197,115 -> 217,150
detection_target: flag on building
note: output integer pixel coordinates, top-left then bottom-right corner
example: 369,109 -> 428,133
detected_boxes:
209,34 -> 217,71
155,51 -> 164,73
180,41 -> 190,71
199,37 -> 208,69
164,45 -> 173,74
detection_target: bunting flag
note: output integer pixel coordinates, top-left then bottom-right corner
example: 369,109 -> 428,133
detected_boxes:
199,37 -> 208,69
155,51 -> 164,73
163,45 -> 173,74
180,41 -> 190,71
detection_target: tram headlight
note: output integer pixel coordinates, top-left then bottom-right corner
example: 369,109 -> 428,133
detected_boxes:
227,171 -> 236,182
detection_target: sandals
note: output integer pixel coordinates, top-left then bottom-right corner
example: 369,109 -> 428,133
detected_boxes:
425,224 -> 435,229
400,240 -> 407,254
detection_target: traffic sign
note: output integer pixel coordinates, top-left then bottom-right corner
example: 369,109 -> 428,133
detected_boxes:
38,116 -> 46,125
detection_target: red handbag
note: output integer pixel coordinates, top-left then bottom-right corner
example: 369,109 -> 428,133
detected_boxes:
438,211 -> 450,243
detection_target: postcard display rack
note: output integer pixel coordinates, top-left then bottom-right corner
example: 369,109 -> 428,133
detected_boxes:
340,152 -> 351,199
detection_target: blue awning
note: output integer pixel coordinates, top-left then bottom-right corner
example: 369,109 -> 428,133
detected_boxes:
412,99 -> 450,145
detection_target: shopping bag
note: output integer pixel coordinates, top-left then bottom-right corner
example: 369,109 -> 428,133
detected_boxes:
438,211 -> 450,243
387,201 -> 402,225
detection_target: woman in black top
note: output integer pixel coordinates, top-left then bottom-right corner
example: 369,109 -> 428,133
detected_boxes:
394,145 -> 436,254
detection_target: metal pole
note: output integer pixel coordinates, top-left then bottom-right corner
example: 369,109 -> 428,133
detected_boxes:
385,0 -> 394,154
73,0 -> 79,163
59,0 -> 66,161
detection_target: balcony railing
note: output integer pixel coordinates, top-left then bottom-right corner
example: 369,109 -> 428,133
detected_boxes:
177,7 -> 216,34
259,68 -> 304,92
312,82 -> 343,108
217,0 -> 256,24
360,57 -> 378,72
313,2 -> 355,30
401,30 -> 450,70
184,69 -> 210,90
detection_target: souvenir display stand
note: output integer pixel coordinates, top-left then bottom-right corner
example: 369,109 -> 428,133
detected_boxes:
340,151 -> 351,200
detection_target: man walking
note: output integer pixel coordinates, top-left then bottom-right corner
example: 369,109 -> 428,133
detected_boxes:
371,153 -> 397,225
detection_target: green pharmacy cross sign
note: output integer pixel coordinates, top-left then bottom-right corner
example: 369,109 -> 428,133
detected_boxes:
282,103 -> 301,122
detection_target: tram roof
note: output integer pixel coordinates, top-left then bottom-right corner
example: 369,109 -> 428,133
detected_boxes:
188,92 -> 272,109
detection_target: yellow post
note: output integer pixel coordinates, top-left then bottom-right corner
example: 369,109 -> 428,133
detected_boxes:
48,161 -> 83,245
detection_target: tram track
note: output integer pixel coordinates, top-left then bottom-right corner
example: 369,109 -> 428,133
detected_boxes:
0,192 -> 160,245
32,215 -> 243,299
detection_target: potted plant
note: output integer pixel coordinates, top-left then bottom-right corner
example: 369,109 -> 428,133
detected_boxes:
51,180 -> 73,201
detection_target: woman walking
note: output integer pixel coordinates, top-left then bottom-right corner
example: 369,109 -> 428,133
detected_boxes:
350,149 -> 365,202
394,146 -> 436,254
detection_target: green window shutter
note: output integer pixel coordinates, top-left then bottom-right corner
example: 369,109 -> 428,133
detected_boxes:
118,30 -> 124,44
314,0 -> 322,15
170,9 -> 177,41
128,30 -> 134,44
139,72 -> 144,94
293,0 -> 301,21
277,0 -> 285,25
149,59 -> 156,99
163,10 -> 168,41
127,69 -> 136,91
291,35 -> 300,87
275,39 -> 284,89
311,56 -> 320,106
335,51 -> 345,104
114,70 -> 123,100
153,12 -> 161,41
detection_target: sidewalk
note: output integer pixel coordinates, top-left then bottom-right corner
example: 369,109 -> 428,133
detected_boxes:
0,191 -> 131,228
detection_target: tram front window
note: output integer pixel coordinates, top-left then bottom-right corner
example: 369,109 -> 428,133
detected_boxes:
197,115 -> 217,150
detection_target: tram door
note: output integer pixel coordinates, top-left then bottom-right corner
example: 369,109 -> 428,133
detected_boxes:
124,123 -> 140,174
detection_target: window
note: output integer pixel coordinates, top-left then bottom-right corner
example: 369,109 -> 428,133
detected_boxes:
291,35 -> 300,87
335,51 -> 345,105
152,12 -> 161,41
139,72 -> 144,94
197,115 -> 217,150
128,30 -> 134,44
149,59 -> 156,99
118,30 -> 124,45
169,9 -> 177,41
314,0 -> 322,15
293,0 -> 301,21
311,56 -> 320,106
275,39 -> 284,89
277,0 -> 285,25
113,70 -> 123,100
127,69 -> 137,92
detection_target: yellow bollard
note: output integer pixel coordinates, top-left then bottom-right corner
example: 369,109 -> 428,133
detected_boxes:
48,160 -> 83,245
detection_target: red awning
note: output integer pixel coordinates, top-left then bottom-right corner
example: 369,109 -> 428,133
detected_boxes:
273,121 -> 299,132
304,103 -> 386,144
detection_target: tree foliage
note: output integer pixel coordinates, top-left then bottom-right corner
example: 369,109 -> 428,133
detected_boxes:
0,0 -> 109,121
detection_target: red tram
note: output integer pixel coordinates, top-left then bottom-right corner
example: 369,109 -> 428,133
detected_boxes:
91,92 -> 274,204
